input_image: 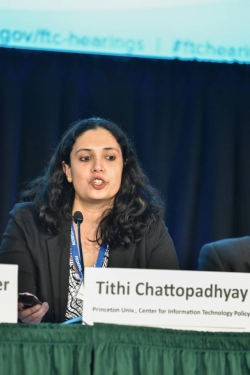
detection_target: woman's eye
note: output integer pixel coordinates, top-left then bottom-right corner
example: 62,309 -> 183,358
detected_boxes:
106,155 -> 116,161
80,156 -> 91,161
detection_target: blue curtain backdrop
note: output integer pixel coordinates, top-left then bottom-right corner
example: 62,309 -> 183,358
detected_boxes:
0,47 -> 250,270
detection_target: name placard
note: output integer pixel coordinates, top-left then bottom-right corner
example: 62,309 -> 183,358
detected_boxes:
83,269 -> 250,332
0,264 -> 18,323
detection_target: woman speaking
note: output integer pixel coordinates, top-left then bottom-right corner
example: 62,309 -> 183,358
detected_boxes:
0,117 -> 179,323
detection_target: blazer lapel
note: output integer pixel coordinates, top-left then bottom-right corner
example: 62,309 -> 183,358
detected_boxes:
46,219 -> 71,322
108,243 -> 137,268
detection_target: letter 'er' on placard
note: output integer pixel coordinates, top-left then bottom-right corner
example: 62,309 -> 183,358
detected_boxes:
83,269 -> 250,332
0,264 -> 18,323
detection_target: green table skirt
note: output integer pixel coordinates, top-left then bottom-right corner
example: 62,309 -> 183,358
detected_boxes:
1,323 -> 250,375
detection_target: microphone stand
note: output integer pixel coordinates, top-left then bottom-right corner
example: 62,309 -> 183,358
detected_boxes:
76,221 -> 84,275
73,211 -> 84,276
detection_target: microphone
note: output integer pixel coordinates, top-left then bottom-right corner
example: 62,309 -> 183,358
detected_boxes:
73,211 -> 83,225
73,211 -> 84,274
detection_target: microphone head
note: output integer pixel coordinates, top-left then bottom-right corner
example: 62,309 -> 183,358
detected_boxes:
73,211 -> 83,224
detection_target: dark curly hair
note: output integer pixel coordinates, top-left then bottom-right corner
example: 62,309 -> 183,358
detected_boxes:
20,117 -> 165,248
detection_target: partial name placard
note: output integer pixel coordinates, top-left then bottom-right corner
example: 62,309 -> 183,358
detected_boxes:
83,269 -> 250,332
0,264 -> 18,323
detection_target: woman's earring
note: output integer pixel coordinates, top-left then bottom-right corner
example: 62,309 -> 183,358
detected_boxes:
67,177 -> 72,183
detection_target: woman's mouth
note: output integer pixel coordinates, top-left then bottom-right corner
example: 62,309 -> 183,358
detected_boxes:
91,179 -> 106,189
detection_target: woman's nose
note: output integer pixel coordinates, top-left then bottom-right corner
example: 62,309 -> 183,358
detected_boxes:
92,159 -> 105,172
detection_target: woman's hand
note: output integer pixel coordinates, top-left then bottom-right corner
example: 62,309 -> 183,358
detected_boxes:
18,294 -> 49,323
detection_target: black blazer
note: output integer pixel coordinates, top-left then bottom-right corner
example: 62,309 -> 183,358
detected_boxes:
0,203 -> 179,322
198,237 -> 250,272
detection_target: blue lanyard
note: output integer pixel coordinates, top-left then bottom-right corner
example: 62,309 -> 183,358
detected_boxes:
71,224 -> 84,280
71,223 -> 107,280
95,242 -> 107,268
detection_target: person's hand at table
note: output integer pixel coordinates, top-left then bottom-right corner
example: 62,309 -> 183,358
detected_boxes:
18,294 -> 49,323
